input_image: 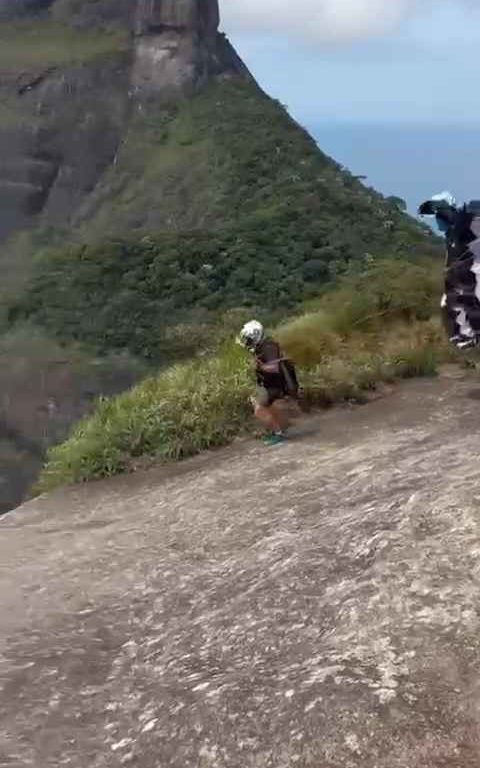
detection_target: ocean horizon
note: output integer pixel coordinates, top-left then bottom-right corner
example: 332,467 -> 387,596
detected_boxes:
309,121 -> 480,215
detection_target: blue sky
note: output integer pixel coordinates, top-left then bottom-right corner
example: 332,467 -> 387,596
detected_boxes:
221,1 -> 480,126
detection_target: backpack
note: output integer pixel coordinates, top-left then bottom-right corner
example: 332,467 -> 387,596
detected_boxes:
279,358 -> 299,398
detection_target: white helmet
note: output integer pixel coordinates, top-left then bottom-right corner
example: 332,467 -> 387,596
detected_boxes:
238,320 -> 264,349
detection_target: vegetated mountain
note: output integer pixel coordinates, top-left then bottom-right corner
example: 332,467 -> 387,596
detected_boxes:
0,0 -> 440,511
0,0 -> 249,510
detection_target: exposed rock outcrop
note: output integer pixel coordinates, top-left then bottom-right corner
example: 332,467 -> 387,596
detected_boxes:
131,0 -> 248,98
0,0 -> 252,512
0,0 -> 250,242
3,372 -> 480,765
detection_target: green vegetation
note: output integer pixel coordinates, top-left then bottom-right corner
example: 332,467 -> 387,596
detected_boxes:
78,79 -> 438,259
8,81 -> 440,363
0,20 -> 128,70
280,257 -> 441,362
386,196 -> 408,212
76,80 -> 432,242
37,258 -> 450,492
75,79 -> 440,254
9,231 -> 438,362
0,63 -> 443,502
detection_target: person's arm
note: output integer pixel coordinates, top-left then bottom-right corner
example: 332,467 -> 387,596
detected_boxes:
256,341 -> 281,373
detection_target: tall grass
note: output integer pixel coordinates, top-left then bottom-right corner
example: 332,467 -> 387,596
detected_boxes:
298,321 -> 445,408
37,346 -> 252,490
36,258 -> 449,492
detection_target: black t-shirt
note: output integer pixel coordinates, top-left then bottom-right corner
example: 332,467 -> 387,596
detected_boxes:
254,338 -> 285,391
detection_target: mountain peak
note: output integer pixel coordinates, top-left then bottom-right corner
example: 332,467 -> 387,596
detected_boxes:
0,0 -> 247,94
0,0 -> 250,240
134,0 -> 220,36
0,0 -> 220,30
131,0 -> 248,98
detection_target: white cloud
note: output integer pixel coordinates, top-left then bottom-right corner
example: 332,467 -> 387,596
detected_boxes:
219,0 -> 468,44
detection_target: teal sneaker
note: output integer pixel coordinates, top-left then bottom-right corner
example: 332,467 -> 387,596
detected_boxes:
263,432 -> 285,447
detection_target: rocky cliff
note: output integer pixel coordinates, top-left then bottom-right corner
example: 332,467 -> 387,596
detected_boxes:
0,0 -> 249,242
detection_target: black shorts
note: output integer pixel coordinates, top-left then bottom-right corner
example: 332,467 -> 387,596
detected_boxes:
255,385 -> 284,407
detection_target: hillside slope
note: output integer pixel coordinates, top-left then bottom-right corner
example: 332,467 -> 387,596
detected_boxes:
0,0 -> 440,511
7,78 -> 439,360
2,369 -> 480,766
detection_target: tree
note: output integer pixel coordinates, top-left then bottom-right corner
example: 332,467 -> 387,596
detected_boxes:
386,196 -> 407,213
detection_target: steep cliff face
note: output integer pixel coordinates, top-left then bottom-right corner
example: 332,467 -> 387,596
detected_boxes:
131,0 -> 248,98
0,334 -> 142,513
0,0 -> 251,512
0,0 -> 249,243
0,57 -> 131,241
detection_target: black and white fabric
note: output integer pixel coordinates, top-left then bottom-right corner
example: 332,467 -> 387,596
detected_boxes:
419,194 -> 480,351
442,206 -> 480,350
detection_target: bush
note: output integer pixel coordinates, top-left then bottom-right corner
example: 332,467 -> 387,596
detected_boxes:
317,258 -> 441,334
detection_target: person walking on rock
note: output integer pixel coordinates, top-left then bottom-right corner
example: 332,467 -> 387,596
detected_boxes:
238,320 -> 300,446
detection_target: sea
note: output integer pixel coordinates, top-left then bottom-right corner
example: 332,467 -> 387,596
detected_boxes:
310,122 -> 480,216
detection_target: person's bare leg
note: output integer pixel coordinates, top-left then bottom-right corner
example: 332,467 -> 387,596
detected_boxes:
254,404 -> 283,433
271,399 -> 293,431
